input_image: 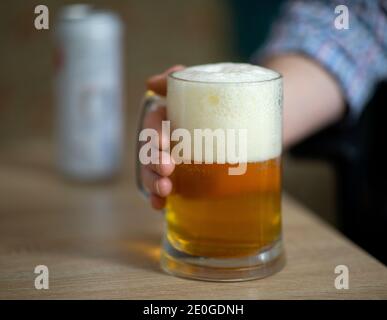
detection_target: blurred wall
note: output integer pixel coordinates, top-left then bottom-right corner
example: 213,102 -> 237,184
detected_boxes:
0,0 -> 234,142
0,0 -> 336,226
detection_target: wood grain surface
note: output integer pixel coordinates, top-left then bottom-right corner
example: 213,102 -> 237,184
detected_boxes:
0,140 -> 386,299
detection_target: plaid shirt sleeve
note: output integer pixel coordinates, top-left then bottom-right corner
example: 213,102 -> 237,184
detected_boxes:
253,0 -> 387,120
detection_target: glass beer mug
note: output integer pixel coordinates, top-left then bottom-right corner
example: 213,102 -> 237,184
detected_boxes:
137,63 -> 285,281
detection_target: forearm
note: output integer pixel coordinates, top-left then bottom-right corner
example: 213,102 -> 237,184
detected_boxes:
264,54 -> 346,148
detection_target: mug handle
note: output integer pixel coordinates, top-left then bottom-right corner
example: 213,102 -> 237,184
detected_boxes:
135,90 -> 165,198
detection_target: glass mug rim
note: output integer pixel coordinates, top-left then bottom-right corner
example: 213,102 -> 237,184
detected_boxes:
168,70 -> 282,85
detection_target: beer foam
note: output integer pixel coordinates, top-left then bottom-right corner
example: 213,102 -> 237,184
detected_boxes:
172,63 -> 280,83
167,63 -> 282,163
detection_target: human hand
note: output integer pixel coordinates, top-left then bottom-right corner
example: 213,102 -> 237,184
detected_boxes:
140,65 -> 185,209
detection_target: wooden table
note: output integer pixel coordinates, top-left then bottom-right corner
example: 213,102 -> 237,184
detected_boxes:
0,140 -> 386,299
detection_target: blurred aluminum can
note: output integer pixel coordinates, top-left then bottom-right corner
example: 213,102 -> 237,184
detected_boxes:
53,4 -> 123,181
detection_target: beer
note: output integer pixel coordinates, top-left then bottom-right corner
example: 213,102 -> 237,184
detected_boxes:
163,63 -> 283,280
167,158 -> 281,258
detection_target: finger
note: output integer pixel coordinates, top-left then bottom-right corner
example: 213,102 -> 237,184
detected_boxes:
142,167 -> 173,197
147,150 -> 175,177
146,65 -> 185,96
150,194 -> 166,210
142,106 -> 169,150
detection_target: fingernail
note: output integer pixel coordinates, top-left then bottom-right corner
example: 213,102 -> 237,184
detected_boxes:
154,180 -> 161,195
